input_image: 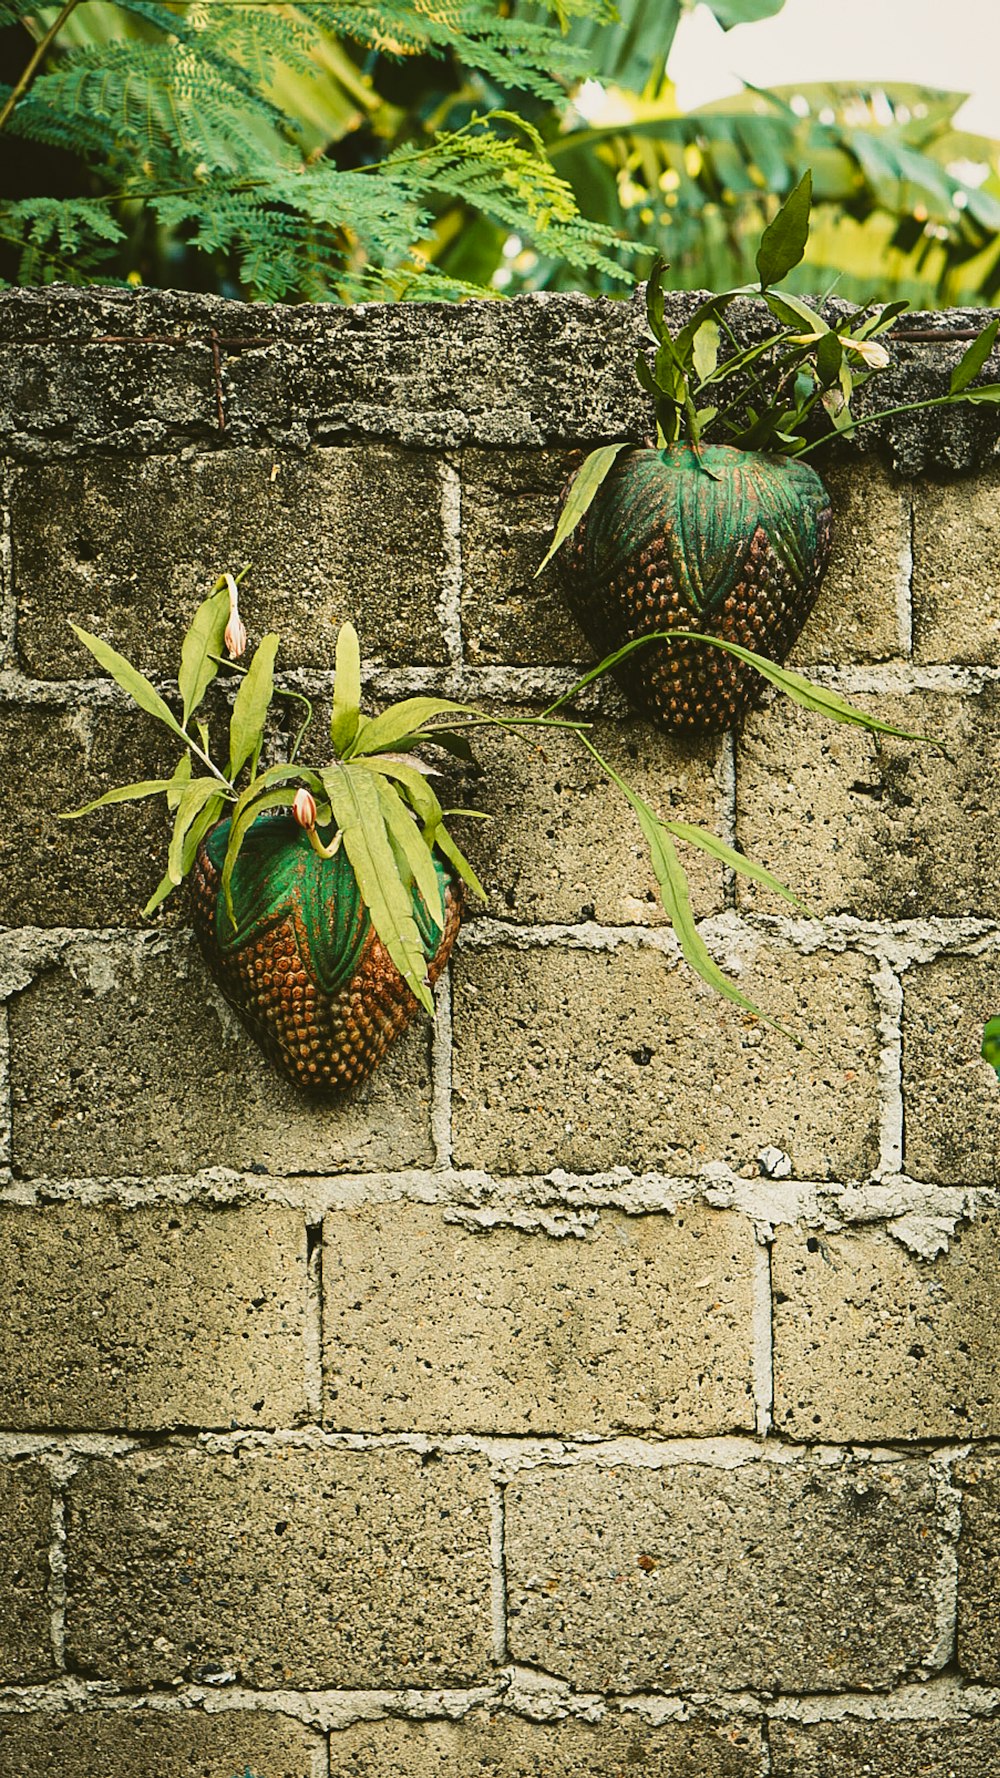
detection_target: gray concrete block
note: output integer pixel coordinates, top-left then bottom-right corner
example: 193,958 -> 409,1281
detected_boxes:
9,936 -> 435,1178
0,1462 -> 53,1685
13,447 -> 448,681
0,1203 -> 309,1430
506,1456 -> 943,1692
769,1718 -> 1000,1778
955,1452 -> 1000,1683
790,461 -> 905,665
772,1216 -> 1000,1440
901,955 -> 1000,1185
452,939 -> 880,1179
323,1202 -> 756,1436
913,469 -> 1000,664
328,1710 -> 760,1776
65,1447 -> 492,1688
0,1709 -> 319,1778
736,687 -> 1000,921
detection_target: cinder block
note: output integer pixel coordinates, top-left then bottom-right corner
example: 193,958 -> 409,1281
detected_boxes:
9,935 -> 436,1177
0,704 -> 180,928
460,449 -> 588,664
790,461 -> 905,665
0,1709 -> 319,1778
0,1203 -> 309,1430
328,1710 -> 760,1776
13,447 -> 448,681
466,710 -> 725,924
451,939 -> 880,1179
65,1447 -> 492,1688
955,1452 -> 1000,1683
912,469 -> 1000,664
505,1456 -> 942,1692
772,1215 -> 1000,1440
769,1718 -> 1000,1778
323,1202 -> 755,1436
901,955 -> 1000,1186
736,686 -> 1000,921
0,1461 -> 53,1685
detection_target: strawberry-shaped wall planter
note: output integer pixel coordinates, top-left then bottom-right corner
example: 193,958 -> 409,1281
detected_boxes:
561,443 -> 832,735
191,813 -> 462,1090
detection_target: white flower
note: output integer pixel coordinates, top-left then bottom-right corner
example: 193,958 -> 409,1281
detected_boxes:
845,336 -> 891,369
223,571 -> 247,659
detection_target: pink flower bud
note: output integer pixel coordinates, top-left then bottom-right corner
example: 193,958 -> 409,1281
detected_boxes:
292,788 -> 317,830
223,571 -> 247,659
224,611 -> 247,659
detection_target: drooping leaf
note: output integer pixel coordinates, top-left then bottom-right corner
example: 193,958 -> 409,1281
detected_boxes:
948,318 -> 1000,395
431,817 -> 489,903
330,621 -> 362,757
349,697 -> 481,759
228,632 -> 279,780
178,578 -> 230,727
69,623 -> 188,745
143,792 -> 225,917
166,750 -> 193,811
663,821 -> 813,913
60,778 -> 176,819
755,168 -> 812,289
372,773 -> 445,931
761,288 -> 829,336
323,763 -> 435,1015
535,443 -> 630,575
357,755 -> 445,833
167,777 -> 226,886
632,798 -> 784,1032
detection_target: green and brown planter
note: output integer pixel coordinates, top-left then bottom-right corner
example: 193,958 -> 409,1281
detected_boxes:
561,443 -> 832,735
191,812 -> 461,1090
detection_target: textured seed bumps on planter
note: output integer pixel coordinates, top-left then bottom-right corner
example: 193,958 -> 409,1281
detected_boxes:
191,813 -> 460,1090
562,443 -> 832,735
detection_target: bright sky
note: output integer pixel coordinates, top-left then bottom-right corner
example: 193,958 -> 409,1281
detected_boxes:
670,0 -> 1000,138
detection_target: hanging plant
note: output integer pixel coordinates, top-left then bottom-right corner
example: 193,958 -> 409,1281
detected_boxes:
62,566 -> 938,1078
542,171 -> 1000,734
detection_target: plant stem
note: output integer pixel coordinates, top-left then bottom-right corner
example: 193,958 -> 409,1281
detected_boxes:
0,0 -> 83,134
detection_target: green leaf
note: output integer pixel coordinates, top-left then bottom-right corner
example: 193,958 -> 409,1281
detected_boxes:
357,755 -> 445,832
959,387 -> 1000,405
166,751 -> 192,811
982,1015 -> 1000,1079
330,621 -> 362,757
632,799 -> 785,1033
324,763 -> 436,1015
178,578 -> 229,727
60,778 -> 176,820
143,793 -> 225,918
167,777 -> 225,886
69,623 -> 188,745
762,289 -> 829,336
431,817 -> 488,903
949,317 -> 1000,395
349,697 -> 481,759
645,254 -> 666,340
755,168 -> 812,290
534,443 -> 630,575
663,821 -> 813,914
228,632 -> 279,780
815,330 -> 843,387
372,774 -> 445,931
705,0 -> 787,25
691,318 -> 720,384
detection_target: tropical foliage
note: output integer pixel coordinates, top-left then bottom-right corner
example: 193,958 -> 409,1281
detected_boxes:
1,0 -> 998,303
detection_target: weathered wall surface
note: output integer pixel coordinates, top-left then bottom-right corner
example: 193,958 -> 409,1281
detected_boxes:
0,285 -> 999,1777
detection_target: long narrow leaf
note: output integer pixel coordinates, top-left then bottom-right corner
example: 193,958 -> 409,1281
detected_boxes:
228,632 -> 279,780
324,764 -> 435,1014
69,623 -> 188,744
357,755 -> 445,831
143,793 -> 225,918
330,621 -> 362,757
348,696 -> 481,759
664,821 -> 813,913
179,579 -> 230,727
756,169 -> 812,289
372,775 -> 444,931
534,443 -> 630,575
432,817 -> 488,903
949,316 -> 1000,395
167,778 -> 226,886
61,778 -> 176,819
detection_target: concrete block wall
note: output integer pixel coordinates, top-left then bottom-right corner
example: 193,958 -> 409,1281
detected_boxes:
0,286 -> 999,1776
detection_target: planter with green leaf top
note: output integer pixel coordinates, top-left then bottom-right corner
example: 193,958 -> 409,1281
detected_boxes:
543,172 -> 1000,735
